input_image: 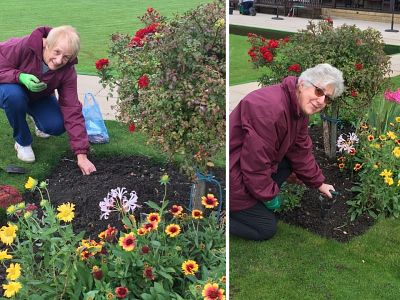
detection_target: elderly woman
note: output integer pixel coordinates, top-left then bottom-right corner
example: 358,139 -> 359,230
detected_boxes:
0,25 -> 96,175
230,63 -> 345,241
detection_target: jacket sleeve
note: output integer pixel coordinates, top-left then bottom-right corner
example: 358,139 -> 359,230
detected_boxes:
57,67 -> 90,155
240,112 -> 281,202
285,119 -> 325,188
0,37 -> 27,83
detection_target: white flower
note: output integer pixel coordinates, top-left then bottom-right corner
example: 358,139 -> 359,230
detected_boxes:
99,187 -> 139,219
337,132 -> 359,154
123,191 -> 139,213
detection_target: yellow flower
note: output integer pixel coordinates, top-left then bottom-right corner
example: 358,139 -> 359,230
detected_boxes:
24,211 -> 32,219
379,135 -> 387,141
181,259 -> 199,276
24,176 -> 38,190
214,18 -> 225,28
6,263 -> 21,281
387,131 -> 397,140
165,224 -> 181,237
6,205 -> 16,215
118,233 -> 136,252
384,177 -> 394,186
367,135 -> 374,141
379,169 -> 393,178
56,202 -> 75,222
192,209 -> 204,219
398,179 -> 400,187
0,223 -> 18,246
396,116 -> 400,122
16,203 -> 25,209
146,213 -> 161,224
201,194 -> 219,209
392,147 -> 400,158
0,249 -> 12,261
2,281 -> 22,298
202,283 -> 225,300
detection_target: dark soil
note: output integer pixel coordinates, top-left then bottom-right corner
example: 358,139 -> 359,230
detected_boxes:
23,156 -> 225,239
277,124 -> 375,243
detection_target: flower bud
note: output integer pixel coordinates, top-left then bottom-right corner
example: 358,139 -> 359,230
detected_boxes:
92,266 -> 103,280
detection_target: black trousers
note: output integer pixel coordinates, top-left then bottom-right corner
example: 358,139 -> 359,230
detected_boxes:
230,158 -> 292,241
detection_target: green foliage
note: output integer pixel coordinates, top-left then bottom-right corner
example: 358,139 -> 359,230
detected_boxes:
340,117 -> 400,220
277,183 -> 307,212
247,20 -> 391,117
99,1 -> 225,175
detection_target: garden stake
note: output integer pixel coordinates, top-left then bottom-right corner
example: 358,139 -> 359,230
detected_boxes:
189,171 -> 223,220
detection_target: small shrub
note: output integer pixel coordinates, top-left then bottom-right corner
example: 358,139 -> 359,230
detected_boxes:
278,182 -> 307,212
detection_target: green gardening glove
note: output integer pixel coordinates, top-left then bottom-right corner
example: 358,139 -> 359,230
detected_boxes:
264,195 -> 282,211
19,73 -> 47,92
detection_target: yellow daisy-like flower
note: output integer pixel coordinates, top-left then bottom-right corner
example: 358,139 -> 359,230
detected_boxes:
24,176 -> 38,190
6,205 -> 16,215
56,202 -> 75,222
16,203 -> 25,209
379,135 -> 387,141
392,147 -> 400,158
379,169 -> 393,178
398,179 -> 400,187
384,176 -> 394,186
0,223 -> 18,246
2,281 -> 22,298
165,224 -> 181,237
137,227 -> 147,236
0,249 -> 12,261
192,209 -> 204,219
201,194 -> 219,209
181,259 -> 199,276
387,131 -> 397,140
146,212 -> 161,224
396,116 -> 400,122
202,283 -> 225,300
6,263 -> 21,281
118,233 -> 136,251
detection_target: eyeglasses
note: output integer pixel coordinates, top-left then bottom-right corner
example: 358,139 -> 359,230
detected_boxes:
307,80 -> 333,105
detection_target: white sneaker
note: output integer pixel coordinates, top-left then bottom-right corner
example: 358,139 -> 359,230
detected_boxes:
14,142 -> 35,163
34,125 -> 50,138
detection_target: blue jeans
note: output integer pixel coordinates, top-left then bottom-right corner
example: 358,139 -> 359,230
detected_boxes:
0,84 -> 65,146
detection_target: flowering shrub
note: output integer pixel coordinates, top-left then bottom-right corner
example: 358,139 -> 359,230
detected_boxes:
247,20 -> 391,157
97,1 -> 225,175
1,176 -> 225,299
339,117 -> 400,220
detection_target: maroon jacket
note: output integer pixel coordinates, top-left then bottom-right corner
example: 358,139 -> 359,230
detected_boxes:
0,27 -> 89,155
230,76 -> 325,211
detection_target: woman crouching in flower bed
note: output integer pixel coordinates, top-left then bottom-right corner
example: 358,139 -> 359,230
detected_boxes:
0,175 -> 225,299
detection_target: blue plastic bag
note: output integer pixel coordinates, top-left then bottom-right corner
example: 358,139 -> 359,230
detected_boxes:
82,92 -> 109,144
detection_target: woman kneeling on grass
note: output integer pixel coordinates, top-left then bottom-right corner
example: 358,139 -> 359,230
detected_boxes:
229,63 -> 345,241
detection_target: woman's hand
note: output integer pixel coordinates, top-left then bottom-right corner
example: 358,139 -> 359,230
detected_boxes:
76,154 -> 96,175
318,183 -> 335,198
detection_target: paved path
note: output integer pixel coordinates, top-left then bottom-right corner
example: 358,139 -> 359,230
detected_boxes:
229,11 -> 400,112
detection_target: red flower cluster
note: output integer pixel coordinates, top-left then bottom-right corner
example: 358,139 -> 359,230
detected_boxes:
351,90 -> 358,97
138,74 -> 150,89
355,63 -> 363,70
115,286 -> 128,298
128,122 -> 136,132
268,39 -> 279,48
288,63 -> 301,73
95,58 -> 109,70
259,45 -> 273,62
247,47 -> 257,61
324,17 -> 333,25
147,7 -> 154,13
128,23 -> 159,47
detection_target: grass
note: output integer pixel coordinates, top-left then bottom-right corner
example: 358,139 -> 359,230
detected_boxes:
0,0 -> 211,74
230,219 -> 400,299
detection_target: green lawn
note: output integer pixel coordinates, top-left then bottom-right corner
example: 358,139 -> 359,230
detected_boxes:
230,219 -> 400,299
0,0 -> 211,74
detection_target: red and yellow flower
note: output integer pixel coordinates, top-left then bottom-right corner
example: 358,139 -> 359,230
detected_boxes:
146,212 -> 161,224
202,283 -> 225,300
201,194 -> 219,209
353,163 -> 362,171
192,209 -> 203,219
165,224 -> 181,237
338,163 -> 345,170
367,135 -> 374,141
115,286 -> 128,298
118,233 -> 136,251
169,204 -> 183,217
181,259 -> 199,276
98,225 -> 118,242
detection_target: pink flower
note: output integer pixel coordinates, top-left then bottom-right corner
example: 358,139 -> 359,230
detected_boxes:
384,88 -> 400,103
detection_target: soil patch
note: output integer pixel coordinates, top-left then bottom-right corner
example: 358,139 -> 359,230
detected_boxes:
23,155 -> 225,239
277,124 -> 375,243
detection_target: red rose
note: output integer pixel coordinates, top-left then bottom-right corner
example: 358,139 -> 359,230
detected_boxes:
262,51 -> 273,62
95,58 -> 109,70
283,37 -> 290,43
128,123 -> 136,132
259,46 -> 269,54
138,75 -> 149,89
355,63 -> 363,70
268,39 -> 279,48
351,90 -> 358,97
128,36 -> 144,47
147,7 -> 154,13
288,63 -> 301,73
115,287 -> 128,299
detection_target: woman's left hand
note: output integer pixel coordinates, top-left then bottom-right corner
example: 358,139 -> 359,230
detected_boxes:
77,154 -> 97,175
318,183 -> 335,198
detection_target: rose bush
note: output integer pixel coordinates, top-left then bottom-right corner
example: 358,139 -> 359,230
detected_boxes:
97,1 -> 225,175
247,20 -> 391,157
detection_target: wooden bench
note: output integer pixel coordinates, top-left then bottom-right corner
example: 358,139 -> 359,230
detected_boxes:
254,0 -> 288,15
